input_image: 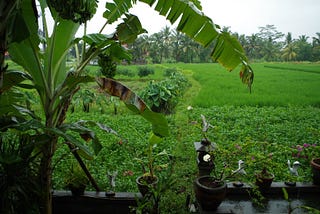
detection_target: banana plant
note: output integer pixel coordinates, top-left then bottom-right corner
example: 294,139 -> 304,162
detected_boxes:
1,0 -> 253,213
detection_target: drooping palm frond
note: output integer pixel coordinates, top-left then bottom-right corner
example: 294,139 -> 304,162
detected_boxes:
139,0 -> 253,87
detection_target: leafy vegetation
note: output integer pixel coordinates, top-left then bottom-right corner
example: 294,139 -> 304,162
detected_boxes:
1,1 -> 253,213
50,62 -> 320,213
140,70 -> 189,114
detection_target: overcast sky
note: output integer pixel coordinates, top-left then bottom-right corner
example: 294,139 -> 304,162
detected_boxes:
85,0 -> 319,39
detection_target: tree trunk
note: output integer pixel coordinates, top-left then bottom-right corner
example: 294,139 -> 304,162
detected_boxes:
0,28 -> 7,90
39,140 -> 55,214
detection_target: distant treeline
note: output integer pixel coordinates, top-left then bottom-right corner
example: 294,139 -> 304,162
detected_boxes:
126,25 -> 320,64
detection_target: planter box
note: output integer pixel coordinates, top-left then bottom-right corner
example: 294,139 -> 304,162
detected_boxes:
53,191 -> 141,214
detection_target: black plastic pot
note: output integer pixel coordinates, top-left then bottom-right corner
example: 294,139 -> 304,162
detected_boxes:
136,175 -> 158,196
194,175 -> 227,211
68,184 -> 86,196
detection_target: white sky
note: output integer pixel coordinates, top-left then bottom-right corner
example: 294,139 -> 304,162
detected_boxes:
84,0 -> 320,39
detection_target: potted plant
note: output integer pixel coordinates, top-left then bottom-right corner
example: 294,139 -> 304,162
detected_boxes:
255,167 -> 275,191
193,115 -> 245,211
311,158 -> 320,185
291,143 -> 320,185
64,163 -> 89,196
135,133 -> 171,196
194,147 -> 245,211
239,141 -> 279,192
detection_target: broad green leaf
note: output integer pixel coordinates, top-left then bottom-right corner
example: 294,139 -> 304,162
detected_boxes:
60,122 -> 102,155
103,0 -> 137,24
105,43 -> 132,61
8,0 -> 43,89
97,78 -> 169,137
149,133 -> 163,145
45,19 -> 80,88
117,14 -> 147,44
0,70 -> 31,93
9,40 -> 43,88
5,119 -> 44,132
60,120 -> 120,155
81,33 -> 114,48
139,0 -> 253,87
59,75 -> 94,93
48,127 -> 94,160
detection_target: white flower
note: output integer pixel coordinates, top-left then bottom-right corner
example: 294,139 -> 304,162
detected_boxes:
203,154 -> 211,162
187,106 -> 193,111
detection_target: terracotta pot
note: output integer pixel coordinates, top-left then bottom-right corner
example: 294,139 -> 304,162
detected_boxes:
136,175 -> 158,196
194,176 -> 227,211
311,158 -> 320,185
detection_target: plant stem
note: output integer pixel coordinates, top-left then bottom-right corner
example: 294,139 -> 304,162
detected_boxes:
66,141 -> 100,192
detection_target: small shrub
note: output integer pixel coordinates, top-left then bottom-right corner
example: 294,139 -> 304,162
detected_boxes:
137,66 -> 155,77
117,67 -> 135,77
163,67 -> 178,77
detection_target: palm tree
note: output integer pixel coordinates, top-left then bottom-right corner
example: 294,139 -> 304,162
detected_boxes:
171,30 -> 185,62
295,35 -> 312,61
312,32 -> 320,61
245,34 -> 263,60
1,0 -> 253,213
281,32 -> 297,61
129,34 -> 151,63
281,43 -> 297,61
159,26 -> 172,63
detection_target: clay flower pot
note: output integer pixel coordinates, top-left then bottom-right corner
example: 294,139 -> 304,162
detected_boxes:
255,168 -> 274,192
311,158 -> 320,185
194,175 -> 227,211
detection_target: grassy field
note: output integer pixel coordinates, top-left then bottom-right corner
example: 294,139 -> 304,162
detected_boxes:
163,63 -> 320,107
51,62 -> 320,213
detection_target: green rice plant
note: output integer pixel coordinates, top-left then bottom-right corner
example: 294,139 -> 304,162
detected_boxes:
167,63 -> 320,107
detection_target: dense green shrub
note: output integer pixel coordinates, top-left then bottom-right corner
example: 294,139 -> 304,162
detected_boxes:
117,67 -> 135,77
140,71 -> 189,114
163,67 -> 178,77
0,133 -> 41,213
137,66 -> 155,77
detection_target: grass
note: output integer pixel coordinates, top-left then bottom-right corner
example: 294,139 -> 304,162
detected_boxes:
163,63 -> 320,107
49,62 -> 320,212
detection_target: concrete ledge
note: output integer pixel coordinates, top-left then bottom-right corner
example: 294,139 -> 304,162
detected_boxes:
227,181 -> 320,195
200,182 -> 320,214
53,183 -> 320,214
53,191 -> 141,214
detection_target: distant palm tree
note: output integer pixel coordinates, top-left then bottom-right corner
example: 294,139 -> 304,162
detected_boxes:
312,32 -> 320,61
295,35 -> 312,61
281,43 -> 297,61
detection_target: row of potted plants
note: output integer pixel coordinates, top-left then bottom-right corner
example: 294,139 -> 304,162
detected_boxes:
192,115 -> 320,212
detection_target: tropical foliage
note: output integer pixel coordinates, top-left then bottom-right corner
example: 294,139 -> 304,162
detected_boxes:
0,0 -> 253,213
